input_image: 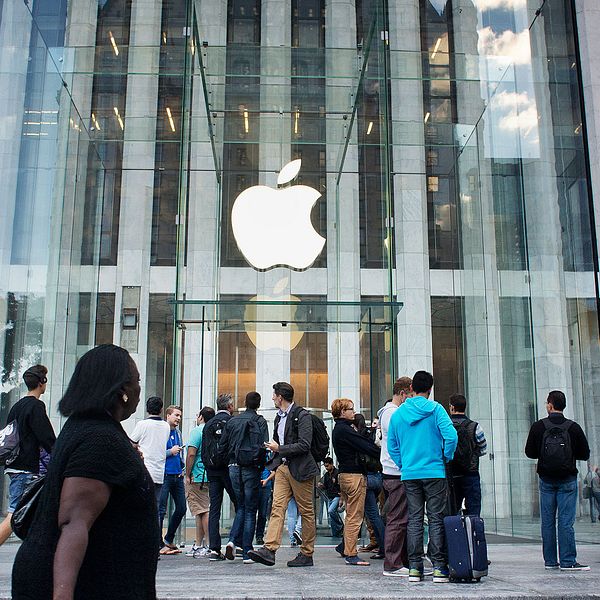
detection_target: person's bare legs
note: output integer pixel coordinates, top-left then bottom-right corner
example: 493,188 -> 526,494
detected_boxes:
0,513 -> 13,545
195,512 -> 209,546
201,512 -> 209,546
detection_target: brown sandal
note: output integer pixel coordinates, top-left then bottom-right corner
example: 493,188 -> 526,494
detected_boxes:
159,547 -> 181,555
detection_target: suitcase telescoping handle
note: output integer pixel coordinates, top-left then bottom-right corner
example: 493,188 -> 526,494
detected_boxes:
443,441 -> 458,515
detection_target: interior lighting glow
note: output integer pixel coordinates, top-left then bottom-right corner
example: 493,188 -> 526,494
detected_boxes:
91,113 -> 101,131
424,112 -> 430,123
366,121 -> 373,135
294,108 -> 300,135
166,107 -> 176,132
114,106 -> 124,130
244,110 -> 249,134
109,31 -> 119,56
162,32 -> 167,45
431,37 -> 442,60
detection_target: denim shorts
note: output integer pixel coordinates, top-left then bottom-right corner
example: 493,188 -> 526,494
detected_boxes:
7,472 -> 34,513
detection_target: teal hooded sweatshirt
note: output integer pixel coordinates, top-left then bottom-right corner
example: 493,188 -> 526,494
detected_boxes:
387,395 -> 458,481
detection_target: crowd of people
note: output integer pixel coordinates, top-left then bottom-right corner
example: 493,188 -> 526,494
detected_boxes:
0,344 -> 594,598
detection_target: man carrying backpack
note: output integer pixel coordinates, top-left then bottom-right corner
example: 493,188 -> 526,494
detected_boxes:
525,390 -> 590,571
0,365 -> 55,545
249,381 -> 325,568
448,394 -> 487,516
201,393 -> 241,561
217,392 -> 269,563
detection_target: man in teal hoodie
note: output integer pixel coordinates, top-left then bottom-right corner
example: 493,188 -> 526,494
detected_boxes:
388,370 -> 458,583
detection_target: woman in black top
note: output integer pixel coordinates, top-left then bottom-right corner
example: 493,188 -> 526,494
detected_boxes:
331,398 -> 380,566
353,413 -> 385,557
12,345 -> 158,600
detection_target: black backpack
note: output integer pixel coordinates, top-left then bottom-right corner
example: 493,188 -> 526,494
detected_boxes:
201,413 -> 230,470
450,418 -> 478,475
0,420 -> 20,467
236,415 -> 267,467
291,408 -> 330,464
539,418 -> 574,475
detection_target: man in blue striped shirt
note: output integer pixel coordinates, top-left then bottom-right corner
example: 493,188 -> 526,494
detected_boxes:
448,394 -> 487,517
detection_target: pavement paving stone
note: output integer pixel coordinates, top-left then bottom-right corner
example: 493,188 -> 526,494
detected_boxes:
0,543 -> 598,599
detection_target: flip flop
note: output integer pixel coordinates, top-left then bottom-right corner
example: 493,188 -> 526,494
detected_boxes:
159,547 -> 181,555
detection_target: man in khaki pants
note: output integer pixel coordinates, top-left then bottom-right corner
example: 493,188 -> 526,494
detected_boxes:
248,382 -> 319,568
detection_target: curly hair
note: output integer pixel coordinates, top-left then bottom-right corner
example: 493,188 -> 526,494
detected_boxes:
331,398 -> 354,419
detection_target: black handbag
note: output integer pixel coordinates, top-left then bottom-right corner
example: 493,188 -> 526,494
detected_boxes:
11,475 -> 45,539
357,452 -> 382,473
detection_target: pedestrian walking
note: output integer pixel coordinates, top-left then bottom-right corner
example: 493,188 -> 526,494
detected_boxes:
248,382 -> 319,568
0,365 -> 55,546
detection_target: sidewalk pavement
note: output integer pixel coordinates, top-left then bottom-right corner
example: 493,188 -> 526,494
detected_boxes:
0,542 -> 598,599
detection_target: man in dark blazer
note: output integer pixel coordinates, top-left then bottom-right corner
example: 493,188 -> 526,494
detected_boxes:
248,382 -> 318,568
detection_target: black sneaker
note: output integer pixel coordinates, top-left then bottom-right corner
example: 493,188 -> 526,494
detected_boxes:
335,541 -> 347,558
209,550 -> 225,561
247,547 -> 276,566
256,537 -> 264,545
287,552 -> 313,567
293,530 -> 303,545
560,563 -> 590,571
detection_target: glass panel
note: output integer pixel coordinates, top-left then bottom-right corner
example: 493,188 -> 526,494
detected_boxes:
146,294 -> 175,404
0,0 -> 104,509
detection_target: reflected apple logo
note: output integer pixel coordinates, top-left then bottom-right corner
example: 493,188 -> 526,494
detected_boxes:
231,160 -> 326,270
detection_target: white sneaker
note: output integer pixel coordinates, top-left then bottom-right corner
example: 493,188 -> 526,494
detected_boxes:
243,558 -> 255,564
195,546 -> 210,558
225,541 -> 236,560
383,567 -> 409,577
186,543 -> 200,557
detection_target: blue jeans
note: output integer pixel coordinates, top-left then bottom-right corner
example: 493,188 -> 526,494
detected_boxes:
256,480 -> 272,541
453,472 -> 482,516
539,477 -> 578,567
158,474 -> 187,545
365,472 -> 385,550
327,496 -> 344,537
591,490 -> 600,522
7,472 -> 34,513
207,470 -> 240,552
404,478 -> 448,569
287,496 -> 302,542
229,465 -> 261,559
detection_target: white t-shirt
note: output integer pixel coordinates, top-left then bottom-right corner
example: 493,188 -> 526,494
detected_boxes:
130,417 -> 171,484
378,401 -> 401,477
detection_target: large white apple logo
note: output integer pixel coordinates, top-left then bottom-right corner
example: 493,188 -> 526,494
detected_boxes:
231,159 -> 326,270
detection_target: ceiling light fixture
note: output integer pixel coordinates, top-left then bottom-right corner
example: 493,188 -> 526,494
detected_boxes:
109,31 -> 119,56
166,107 -> 176,132
431,37 -> 442,60
113,106 -> 124,130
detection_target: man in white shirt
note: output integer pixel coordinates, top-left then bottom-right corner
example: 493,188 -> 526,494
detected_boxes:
131,396 -> 171,506
377,376 -> 412,577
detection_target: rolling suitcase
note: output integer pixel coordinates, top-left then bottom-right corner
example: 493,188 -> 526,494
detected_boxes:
443,514 -> 488,582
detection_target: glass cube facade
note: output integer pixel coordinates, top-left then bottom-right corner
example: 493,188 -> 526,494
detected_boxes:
1,0 -> 599,542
